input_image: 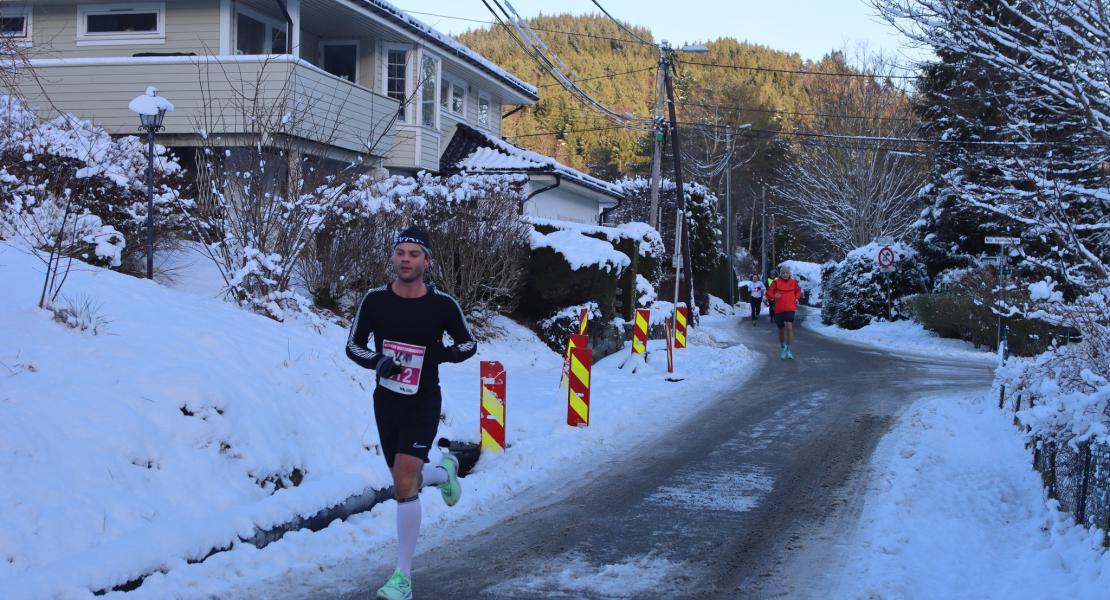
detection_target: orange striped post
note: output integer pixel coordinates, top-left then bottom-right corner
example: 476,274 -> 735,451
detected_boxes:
566,346 -> 592,427
631,308 -> 650,357
674,304 -> 689,349
480,361 -> 506,452
578,307 -> 589,336
559,333 -> 589,389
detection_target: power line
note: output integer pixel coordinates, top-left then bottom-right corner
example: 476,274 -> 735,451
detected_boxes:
677,58 -> 920,80
589,0 -> 655,46
505,124 -> 645,138
682,101 -> 919,123
537,66 -> 655,88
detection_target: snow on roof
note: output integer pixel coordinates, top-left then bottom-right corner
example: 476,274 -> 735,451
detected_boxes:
354,0 -> 537,100
452,126 -> 624,200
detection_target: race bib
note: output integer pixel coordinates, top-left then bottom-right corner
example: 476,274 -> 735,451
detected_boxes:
380,339 -> 426,395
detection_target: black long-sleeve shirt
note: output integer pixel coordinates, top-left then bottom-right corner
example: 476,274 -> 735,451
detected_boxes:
345,284 -> 477,395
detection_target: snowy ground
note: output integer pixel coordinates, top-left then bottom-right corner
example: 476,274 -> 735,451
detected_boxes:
833,390 -> 1110,599
803,309 -> 996,363
0,243 -> 757,599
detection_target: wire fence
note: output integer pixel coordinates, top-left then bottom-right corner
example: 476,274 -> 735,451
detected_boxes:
1012,392 -> 1110,538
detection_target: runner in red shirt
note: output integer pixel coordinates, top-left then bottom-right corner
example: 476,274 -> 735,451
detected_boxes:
767,266 -> 803,360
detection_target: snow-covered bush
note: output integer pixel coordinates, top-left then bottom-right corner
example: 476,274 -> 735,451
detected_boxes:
778,260 -> 824,306
535,302 -> 601,353
523,226 -> 630,320
821,242 -> 928,329
0,95 -> 187,289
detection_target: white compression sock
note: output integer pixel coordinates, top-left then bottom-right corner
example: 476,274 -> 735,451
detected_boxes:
421,463 -> 448,487
396,496 -> 421,576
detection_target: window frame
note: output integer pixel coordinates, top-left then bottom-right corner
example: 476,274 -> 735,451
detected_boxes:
477,91 -> 495,130
439,73 -> 467,118
419,52 -> 440,129
234,5 -> 288,55
0,5 -> 32,44
319,39 -> 360,83
76,2 -> 165,47
382,42 -> 411,122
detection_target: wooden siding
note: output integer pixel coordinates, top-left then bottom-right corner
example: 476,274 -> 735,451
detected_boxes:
15,56 -> 399,157
30,1 -> 221,58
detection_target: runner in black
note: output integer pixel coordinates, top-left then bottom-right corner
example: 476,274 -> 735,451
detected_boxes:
345,226 -> 477,600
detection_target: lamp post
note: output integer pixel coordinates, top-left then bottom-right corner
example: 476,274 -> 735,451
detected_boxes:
128,87 -> 174,279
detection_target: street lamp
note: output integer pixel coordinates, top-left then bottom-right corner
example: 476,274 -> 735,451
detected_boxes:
128,86 -> 174,279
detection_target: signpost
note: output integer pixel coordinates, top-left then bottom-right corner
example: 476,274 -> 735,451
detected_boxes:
985,236 -> 1021,366
875,239 -> 897,319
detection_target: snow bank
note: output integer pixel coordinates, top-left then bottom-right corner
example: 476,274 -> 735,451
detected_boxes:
836,391 -> 1110,598
805,309 -> 995,362
778,260 -> 824,305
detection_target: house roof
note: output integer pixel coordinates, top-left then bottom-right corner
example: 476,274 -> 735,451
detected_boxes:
441,124 -> 625,202
351,0 -> 538,103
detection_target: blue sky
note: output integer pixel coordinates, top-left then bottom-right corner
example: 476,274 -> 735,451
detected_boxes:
402,0 -> 923,63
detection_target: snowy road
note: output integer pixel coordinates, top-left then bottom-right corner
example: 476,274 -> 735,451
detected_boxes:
334,311 -> 994,599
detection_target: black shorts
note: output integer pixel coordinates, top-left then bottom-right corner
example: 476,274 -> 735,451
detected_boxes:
774,311 -> 796,328
374,386 -> 441,468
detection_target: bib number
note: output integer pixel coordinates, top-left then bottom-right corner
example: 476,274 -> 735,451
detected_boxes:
381,339 -> 426,395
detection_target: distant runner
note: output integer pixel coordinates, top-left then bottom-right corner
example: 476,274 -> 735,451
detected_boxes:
767,266 -> 802,359
765,269 -> 779,323
746,274 -> 766,326
346,227 -> 477,600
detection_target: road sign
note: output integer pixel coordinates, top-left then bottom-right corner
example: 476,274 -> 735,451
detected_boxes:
985,236 -> 1021,245
877,246 -> 896,268
875,236 -> 895,246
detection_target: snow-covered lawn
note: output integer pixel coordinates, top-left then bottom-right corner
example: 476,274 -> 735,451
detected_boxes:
835,391 -> 1110,599
804,310 -> 995,363
0,243 -> 757,599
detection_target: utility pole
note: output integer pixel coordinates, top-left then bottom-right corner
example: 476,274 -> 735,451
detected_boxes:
648,42 -> 667,230
664,52 -> 695,318
725,165 -> 733,305
760,186 -> 767,279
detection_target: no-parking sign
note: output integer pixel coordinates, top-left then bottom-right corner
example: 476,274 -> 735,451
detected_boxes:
877,246 -> 896,272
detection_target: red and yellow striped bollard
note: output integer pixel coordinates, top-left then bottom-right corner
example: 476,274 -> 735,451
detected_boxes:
578,307 -> 589,336
665,317 -> 675,373
480,361 -> 506,452
674,304 -> 689,349
566,346 -> 592,427
631,308 -> 650,356
559,333 -> 588,389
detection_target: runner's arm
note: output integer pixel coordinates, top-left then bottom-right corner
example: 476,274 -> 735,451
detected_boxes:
345,293 -> 384,370
441,297 -> 477,363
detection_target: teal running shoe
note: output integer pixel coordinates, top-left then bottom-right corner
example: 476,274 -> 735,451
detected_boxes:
437,453 -> 462,507
779,345 -> 787,360
786,346 -> 794,360
375,569 -> 412,600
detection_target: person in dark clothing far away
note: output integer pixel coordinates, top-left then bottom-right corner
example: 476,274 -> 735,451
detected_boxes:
767,266 -> 803,360
346,226 -> 477,600
746,274 -> 766,325
765,268 -> 779,323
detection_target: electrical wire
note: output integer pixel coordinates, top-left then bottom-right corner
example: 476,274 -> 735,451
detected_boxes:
398,8 -> 656,46
589,0 -> 655,46
677,58 -> 921,80
537,66 -> 656,88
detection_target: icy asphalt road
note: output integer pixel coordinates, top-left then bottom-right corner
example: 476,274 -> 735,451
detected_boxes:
336,311 -> 995,599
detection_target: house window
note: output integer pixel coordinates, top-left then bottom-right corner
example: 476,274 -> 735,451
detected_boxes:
235,8 -> 287,55
386,47 -> 408,120
77,3 -> 165,46
420,54 -> 439,128
477,92 -> 493,128
322,42 -> 358,83
440,76 -> 465,116
0,6 -> 31,41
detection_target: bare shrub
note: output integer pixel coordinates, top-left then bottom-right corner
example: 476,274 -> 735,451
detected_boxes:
51,294 -> 110,335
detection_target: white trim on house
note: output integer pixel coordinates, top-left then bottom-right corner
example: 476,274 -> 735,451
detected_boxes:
218,0 -> 232,55
418,48 -> 440,130
477,90 -> 494,130
382,41 -> 412,123
319,39 -> 360,83
76,2 -> 166,47
0,4 -> 32,46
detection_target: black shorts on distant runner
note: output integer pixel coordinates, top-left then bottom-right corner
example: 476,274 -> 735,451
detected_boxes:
774,310 -> 796,329
374,386 -> 441,467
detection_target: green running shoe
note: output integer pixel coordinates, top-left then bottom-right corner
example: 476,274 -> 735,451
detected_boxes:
375,569 -> 412,600
437,453 -> 462,507
786,346 -> 794,360
779,345 -> 787,360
